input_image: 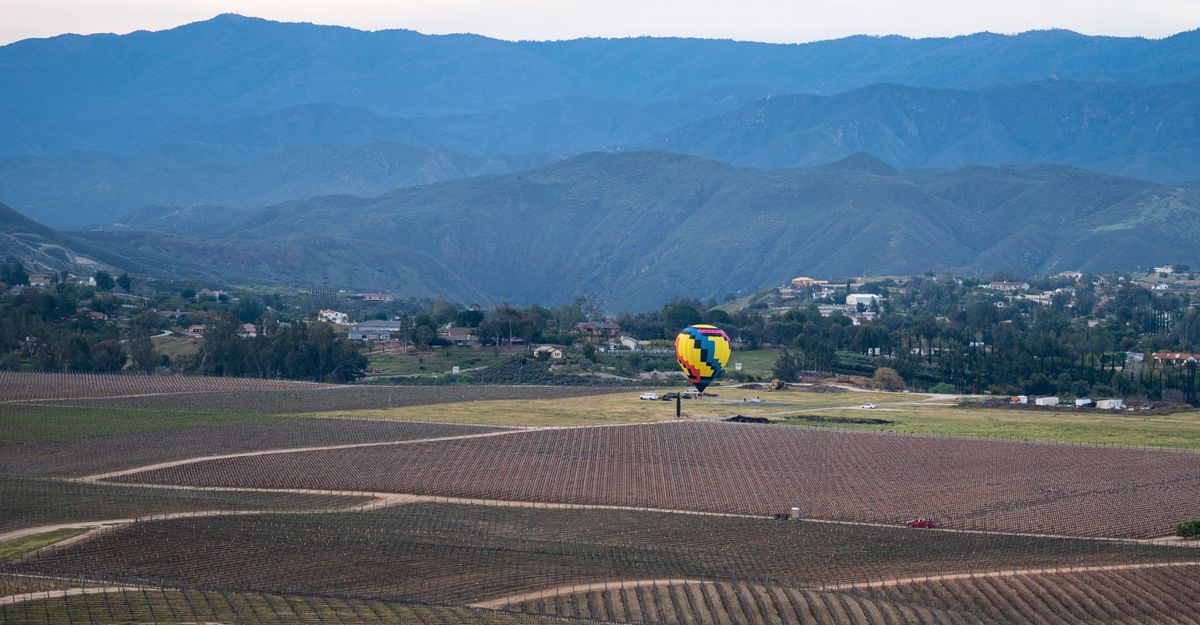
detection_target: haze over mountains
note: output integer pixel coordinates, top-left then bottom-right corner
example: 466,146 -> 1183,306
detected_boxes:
1,15 -> 1199,307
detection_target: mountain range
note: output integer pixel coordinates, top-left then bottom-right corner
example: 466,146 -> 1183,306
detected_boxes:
7,151 -> 1188,310
2,16 -> 1200,306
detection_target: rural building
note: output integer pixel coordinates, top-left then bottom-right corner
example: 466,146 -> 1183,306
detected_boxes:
1096,399 -> 1126,410
984,281 -> 1030,292
1154,265 -> 1174,274
157,309 -> 188,320
1152,352 -> 1200,364
571,321 -> 621,339
319,310 -> 350,325
27,273 -> 52,287
239,323 -> 257,337
195,288 -> 227,301
532,345 -> 565,360
442,326 -> 478,346
1075,398 -> 1095,408
1034,396 -> 1059,406
846,293 -> 881,307
348,319 -> 403,341
185,324 -> 207,337
358,292 -> 396,302
608,335 -> 642,351
790,276 -> 828,289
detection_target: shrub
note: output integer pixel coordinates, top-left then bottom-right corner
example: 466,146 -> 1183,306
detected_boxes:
872,367 -> 905,391
929,382 -> 956,394
1177,519 -> 1200,539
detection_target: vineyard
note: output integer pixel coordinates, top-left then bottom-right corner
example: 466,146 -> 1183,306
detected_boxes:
0,587 -> 576,625
508,566 -> 1200,625
0,478 -> 371,533
2,372 -> 1199,624
0,371 -> 336,401
0,404 -> 511,477
114,421 -> 1200,538
9,504 -> 1194,604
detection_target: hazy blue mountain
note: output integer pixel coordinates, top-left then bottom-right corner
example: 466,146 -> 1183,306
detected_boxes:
645,80 -> 1200,181
54,152 -> 1199,309
0,142 -> 556,227
3,15 -> 1199,156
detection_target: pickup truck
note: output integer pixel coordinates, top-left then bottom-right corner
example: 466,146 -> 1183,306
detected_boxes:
639,393 -> 659,400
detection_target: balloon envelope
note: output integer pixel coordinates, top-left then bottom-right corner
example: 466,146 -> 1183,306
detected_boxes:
674,324 -> 732,392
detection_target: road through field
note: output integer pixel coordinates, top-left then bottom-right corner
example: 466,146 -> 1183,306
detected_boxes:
470,578 -> 715,609
82,426 -> 531,480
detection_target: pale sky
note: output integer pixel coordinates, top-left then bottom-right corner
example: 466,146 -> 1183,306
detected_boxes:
1,0 -> 1198,45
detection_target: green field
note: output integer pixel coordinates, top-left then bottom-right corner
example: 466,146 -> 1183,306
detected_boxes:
0,403 -> 275,445
0,528 -> 88,561
366,346 -> 515,376
311,385 -> 912,427
780,403 -> 1200,450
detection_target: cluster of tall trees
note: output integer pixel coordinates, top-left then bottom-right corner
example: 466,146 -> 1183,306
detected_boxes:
178,315 -> 367,382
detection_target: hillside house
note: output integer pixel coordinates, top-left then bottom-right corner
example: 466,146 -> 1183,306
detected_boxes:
984,281 -> 1030,292
27,273 -> 52,287
571,321 -> 621,339
1154,265 -> 1174,275
1152,352 -> 1200,364
195,288 -> 227,301
186,324 -> 207,337
319,310 -> 350,325
239,323 -> 257,337
607,335 -> 642,351
846,293 -> 881,307
532,345 -> 565,360
442,326 -> 478,346
358,292 -> 396,302
790,276 -> 828,289
348,319 -> 403,341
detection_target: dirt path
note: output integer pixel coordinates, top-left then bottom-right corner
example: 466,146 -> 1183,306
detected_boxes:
470,578 -> 714,609
81,427 -> 531,481
0,585 -> 147,606
818,559 -> 1200,590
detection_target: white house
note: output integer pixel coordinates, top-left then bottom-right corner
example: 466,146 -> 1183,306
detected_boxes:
532,345 -> 565,360
1154,265 -> 1174,275
319,310 -> 350,325
845,293 -> 881,307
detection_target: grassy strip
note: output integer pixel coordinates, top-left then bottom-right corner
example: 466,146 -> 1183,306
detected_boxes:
307,386 -> 910,427
780,405 -> 1200,450
0,528 -> 88,561
0,403 -> 276,445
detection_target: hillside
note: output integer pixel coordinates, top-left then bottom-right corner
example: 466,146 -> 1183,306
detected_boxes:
0,141 -> 556,227
645,80 -> 1200,182
0,203 -> 173,277
5,17 -> 1200,227
65,152 -> 1200,309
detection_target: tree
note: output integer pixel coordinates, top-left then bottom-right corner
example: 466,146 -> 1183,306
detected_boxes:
93,271 -> 115,291
772,349 -> 799,381
116,273 -> 131,292
873,366 -> 905,391
129,336 -> 158,373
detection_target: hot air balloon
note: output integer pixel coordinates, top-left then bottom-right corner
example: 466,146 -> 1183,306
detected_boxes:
674,324 -> 732,394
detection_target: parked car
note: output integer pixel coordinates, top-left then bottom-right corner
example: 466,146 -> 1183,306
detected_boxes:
860,403 -> 877,409
639,393 -> 659,400
661,392 -> 680,400
905,517 -> 937,529
683,389 -> 700,398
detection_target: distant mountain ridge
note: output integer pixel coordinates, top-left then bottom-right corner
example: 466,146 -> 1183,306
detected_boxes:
4,16 -> 1200,228
3,15 -> 1200,156
49,151 -> 1200,310
644,80 -> 1200,182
